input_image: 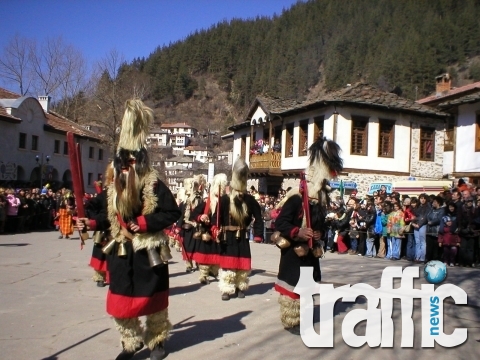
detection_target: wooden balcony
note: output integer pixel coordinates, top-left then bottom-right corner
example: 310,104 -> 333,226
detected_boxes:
249,152 -> 282,176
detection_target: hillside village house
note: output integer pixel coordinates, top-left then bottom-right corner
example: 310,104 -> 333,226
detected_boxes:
159,122 -> 197,151
0,88 -> 110,193
228,83 -> 451,195
417,75 -> 480,187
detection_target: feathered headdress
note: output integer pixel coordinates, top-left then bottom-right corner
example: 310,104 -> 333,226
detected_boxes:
304,137 -> 343,200
230,157 -> 249,193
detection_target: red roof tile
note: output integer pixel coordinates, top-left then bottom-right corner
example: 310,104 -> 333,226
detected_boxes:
45,111 -> 103,140
0,88 -> 21,99
417,81 -> 480,104
161,122 -> 195,129
0,107 -> 21,121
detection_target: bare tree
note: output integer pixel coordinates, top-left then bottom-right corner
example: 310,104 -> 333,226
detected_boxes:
82,49 -> 152,154
0,34 -> 33,95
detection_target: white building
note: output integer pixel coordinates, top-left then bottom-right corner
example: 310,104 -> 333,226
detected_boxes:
418,75 -> 480,186
228,83 -> 451,195
159,122 -> 197,151
147,129 -> 169,147
0,88 -> 110,193
183,145 -> 211,163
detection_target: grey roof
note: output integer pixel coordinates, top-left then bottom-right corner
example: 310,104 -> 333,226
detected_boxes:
438,92 -> 480,107
229,83 -> 450,131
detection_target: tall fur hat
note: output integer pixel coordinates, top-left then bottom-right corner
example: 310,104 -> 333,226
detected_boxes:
305,137 -> 343,199
193,174 -> 207,193
230,157 -> 249,193
117,99 -> 153,152
210,173 -> 228,214
176,187 -> 186,203
183,178 -> 194,196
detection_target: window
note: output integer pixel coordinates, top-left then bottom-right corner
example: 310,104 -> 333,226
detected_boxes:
240,135 -> 246,159
420,127 -> 435,161
98,148 -> 103,160
476,113 -> 480,152
87,173 -> 93,186
19,133 -> 26,149
63,141 -> 68,155
378,120 -> 395,157
98,173 -> 102,181
298,120 -> 308,156
89,146 -> 94,159
351,116 -> 369,155
445,118 -> 455,152
54,140 -> 60,154
285,124 -> 294,158
31,135 -> 39,151
313,116 -> 324,140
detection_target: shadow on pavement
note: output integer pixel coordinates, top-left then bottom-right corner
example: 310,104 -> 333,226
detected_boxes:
247,282 -> 274,295
170,282 -> 203,296
40,328 -> 110,360
166,310 -> 253,354
0,243 -> 30,246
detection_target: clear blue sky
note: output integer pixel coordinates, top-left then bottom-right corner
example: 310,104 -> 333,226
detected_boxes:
1,0 -> 301,65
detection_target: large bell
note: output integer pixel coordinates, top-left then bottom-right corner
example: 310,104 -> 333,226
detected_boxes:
117,242 -> 127,257
93,231 -> 103,245
102,238 -> 116,254
235,229 -> 241,239
159,245 -> 172,262
147,248 -> 163,268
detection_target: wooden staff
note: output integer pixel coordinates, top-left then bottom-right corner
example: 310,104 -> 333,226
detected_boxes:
67,132 -> 89,249
300,172 -> 312,248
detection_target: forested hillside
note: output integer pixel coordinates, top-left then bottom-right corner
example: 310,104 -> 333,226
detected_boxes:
134,0 -> 480,116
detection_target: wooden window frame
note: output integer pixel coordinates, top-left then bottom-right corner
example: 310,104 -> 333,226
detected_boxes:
98,148 -> 104,161
475,113 -> 480,152
63,141 -> 69,155
313,115 -> 324,141
351,116 -> 369,156
285,124 -> 294,158
19,132 -> 26,149
240,135 -> 246,159
31,135 -> 39,151
420,127 -> 435,161
87,172 -> 93,186
88,146 -> 94,159
444,118 -> 455,152
378,119 -> 395,158
54,140 -> 60,154
298,120 -> 309,157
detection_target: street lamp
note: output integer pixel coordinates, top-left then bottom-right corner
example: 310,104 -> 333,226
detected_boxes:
35,154 -> 50,189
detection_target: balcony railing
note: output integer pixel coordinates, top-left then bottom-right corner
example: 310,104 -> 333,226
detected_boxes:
249,152 -> 281,170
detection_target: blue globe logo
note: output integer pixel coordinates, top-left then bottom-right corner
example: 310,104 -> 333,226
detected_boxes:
424,260 -> 447,284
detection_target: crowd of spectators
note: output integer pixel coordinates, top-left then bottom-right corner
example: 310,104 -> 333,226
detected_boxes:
249,181 -> 480,268
0,186 -> 96,236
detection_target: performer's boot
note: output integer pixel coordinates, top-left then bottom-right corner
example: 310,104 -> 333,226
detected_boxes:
168,236 -> 175,248
185,260 -> 193,273
174,240 -> 182,252
144,309 -> 172,360
209,264 -> 219,280
235,270 -> 250,298
219,269 -> 236,300
92,270 -> 106,287
278,295 -> 300,335
113,317 -> 144,360
198,264 -> 210,285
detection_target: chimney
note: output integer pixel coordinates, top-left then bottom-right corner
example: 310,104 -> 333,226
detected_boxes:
38,95 -> 51,113
435,74 -> 451,97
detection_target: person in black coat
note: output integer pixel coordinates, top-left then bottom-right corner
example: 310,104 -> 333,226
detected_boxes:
78,99 -> 180,360
274,137 -> 343,335
211,158 -> 263,301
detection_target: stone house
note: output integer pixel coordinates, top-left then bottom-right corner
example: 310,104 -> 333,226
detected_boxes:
417,75 -> 480,187
228,83 -> 451,195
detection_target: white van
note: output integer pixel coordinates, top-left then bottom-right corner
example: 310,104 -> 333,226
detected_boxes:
367,180 -> 452,198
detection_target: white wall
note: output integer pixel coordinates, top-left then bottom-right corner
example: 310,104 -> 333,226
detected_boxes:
443,151 -> 454,175
455,102 -> 480,173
